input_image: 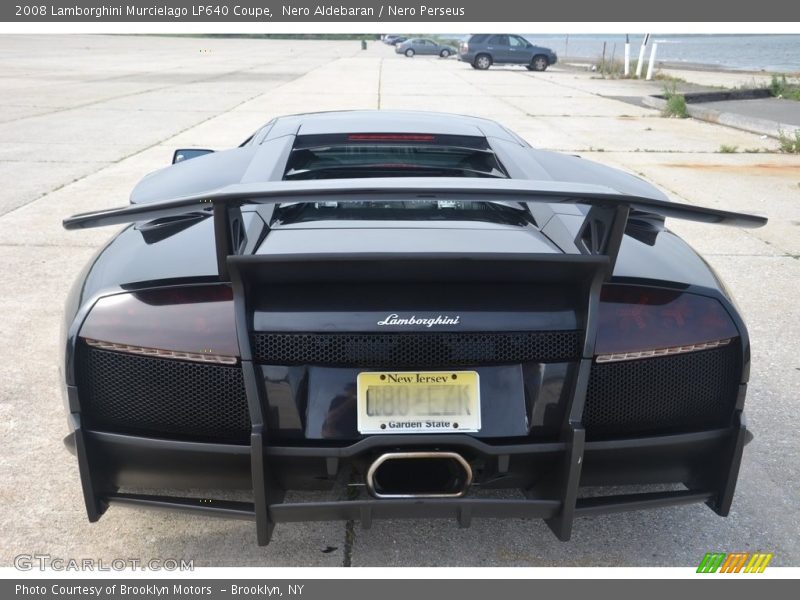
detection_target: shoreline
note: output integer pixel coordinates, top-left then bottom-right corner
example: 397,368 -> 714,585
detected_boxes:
560,55 -> 799,77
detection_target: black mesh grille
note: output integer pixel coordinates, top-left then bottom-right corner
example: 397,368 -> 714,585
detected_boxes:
583,343 -> 740,438
79,347 -> 251,443
251,331 -> 582,367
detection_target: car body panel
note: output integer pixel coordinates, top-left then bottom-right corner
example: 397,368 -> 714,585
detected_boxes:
383,35 -> 407,46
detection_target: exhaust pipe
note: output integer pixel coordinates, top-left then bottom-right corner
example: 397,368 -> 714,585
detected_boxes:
366,452 -> 472,499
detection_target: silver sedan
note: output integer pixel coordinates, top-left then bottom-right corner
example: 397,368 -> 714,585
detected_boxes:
396,38 -> 457,58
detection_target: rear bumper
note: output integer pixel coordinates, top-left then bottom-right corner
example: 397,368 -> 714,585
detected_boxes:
63,258 -> 753,545
67,414 -> 749,540
104,490 -> 715,527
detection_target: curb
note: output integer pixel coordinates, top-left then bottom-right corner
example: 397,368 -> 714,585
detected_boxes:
642,96 -> 800,139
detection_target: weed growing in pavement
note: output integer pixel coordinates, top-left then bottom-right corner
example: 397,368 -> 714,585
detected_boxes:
777,129 -> 800,153
769,74 -> 800,101
661,83 -> 689,118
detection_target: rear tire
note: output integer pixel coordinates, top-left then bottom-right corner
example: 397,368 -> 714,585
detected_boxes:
440,49 -> 450,58
405,49 -> 415,58
531,55 -> 548,71
474,54 -> 492,70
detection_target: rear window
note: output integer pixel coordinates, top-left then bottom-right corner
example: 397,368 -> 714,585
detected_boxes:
469,35 -> 489,44
283,133 -> 507,180
272,200 -> 532,226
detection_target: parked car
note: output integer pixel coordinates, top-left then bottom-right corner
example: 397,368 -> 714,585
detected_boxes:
458,34 -> 558,70
62,110 -> 765,546
382,35 -> 405,45
396,38 -> 457,58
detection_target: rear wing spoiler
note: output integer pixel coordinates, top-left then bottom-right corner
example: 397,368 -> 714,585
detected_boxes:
62,177 -> 767,280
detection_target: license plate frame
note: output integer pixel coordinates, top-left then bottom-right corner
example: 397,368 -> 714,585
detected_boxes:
356,370 -> 481,434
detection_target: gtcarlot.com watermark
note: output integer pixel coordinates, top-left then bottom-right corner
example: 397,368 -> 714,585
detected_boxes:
14,554 -> 194,571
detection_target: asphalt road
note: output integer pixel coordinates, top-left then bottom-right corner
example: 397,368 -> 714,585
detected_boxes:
1,35 -> 798,568
699,98 -> 800,127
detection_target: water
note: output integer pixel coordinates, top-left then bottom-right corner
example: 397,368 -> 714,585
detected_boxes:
526,35 -> 800,73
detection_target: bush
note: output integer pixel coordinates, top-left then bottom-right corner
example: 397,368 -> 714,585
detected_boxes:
768,74 -> 800,101
662,83 -> 688,118
595,58 -> 629,78
769,74 -> 788,96
778,129 -> 800,153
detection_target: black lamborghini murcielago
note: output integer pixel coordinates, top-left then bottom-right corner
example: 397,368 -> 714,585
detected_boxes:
61,111 -> 767,544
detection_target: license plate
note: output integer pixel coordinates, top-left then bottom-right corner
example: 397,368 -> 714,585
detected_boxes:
357,371 -> 480,434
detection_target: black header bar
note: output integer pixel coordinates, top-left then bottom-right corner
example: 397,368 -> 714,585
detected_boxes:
4,0 -> 799,22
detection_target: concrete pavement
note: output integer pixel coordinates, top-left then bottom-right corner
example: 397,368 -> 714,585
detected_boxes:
641,93 -> 800,139
568,63 -> 800,139
1,35 -> 798,568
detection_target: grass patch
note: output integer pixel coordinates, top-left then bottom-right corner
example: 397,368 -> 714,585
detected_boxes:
769,74 -> 800,101
594,58 -> 641,79
596,59 -> 626,78
652,71 -> 686,84
719,144 -> 738,153
661,83 -> 689,118
777,129 -> 800,153
592,57 -> 685,82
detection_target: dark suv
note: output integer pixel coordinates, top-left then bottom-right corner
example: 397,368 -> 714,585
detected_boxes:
458,34 -> 558,71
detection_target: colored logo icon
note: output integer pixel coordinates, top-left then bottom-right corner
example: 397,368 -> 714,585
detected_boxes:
697,552 -> 773,573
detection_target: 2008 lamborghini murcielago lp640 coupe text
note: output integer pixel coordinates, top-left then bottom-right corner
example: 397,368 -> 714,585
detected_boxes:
61,110 -> 767,545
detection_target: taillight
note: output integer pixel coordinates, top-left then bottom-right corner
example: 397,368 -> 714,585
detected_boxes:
79,285 -> 238,364
594,285 -> 738,363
